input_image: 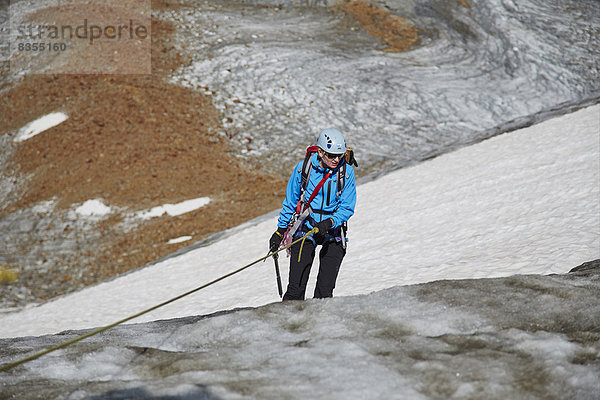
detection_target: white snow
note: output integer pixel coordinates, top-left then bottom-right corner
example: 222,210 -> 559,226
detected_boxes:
74,199 -> 112,218
69,197 -> 210,221
30,199 -> 57,214
135,197 -> 211,220
12,112 -> 68,142
167,236 -> 193,245
0,105 -> 597,339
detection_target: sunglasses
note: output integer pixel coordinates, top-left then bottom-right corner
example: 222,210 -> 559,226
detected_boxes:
323,151 -> 343,160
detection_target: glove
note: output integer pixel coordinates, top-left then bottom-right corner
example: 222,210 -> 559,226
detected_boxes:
314,218 -> 334,235
269,227 -> 286,253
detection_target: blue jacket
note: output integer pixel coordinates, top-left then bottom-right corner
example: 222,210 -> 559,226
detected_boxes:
277,153 -> 356,230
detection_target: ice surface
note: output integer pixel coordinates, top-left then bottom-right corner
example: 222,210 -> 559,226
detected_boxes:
166,0 -> 600,175
0,105 -> 596,339
0,266 -> 597,399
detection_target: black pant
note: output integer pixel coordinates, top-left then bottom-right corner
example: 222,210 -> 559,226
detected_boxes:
282,237 -> 346,301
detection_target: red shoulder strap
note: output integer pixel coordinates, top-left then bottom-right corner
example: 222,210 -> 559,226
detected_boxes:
301,171 -> 331,213
295,145 -> 327,213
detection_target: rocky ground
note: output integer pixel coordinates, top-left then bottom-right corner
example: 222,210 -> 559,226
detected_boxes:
0,1 -> 290,310
0,1 -> 417,310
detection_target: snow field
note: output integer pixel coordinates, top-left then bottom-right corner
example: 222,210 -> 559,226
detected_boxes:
340,104 -> 599,295
0,105 -> 597,339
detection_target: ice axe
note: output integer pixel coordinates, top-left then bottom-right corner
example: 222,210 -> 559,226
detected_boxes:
273,253 -> 283,298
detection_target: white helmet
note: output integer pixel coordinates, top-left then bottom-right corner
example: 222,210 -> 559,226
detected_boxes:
317,128 -> 346,154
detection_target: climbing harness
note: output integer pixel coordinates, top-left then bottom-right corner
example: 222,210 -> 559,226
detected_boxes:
0,227 -> 319,373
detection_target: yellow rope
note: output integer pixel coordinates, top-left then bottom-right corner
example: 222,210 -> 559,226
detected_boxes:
0,228 -> 320,373
298,227 -> 318,262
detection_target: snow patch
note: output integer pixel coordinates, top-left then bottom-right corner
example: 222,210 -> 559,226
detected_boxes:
31,199 -> 57,214
167,236 -> 193,245
13,112 -> 68,142
136,197 -> 210,220
75,199 -> 112,218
